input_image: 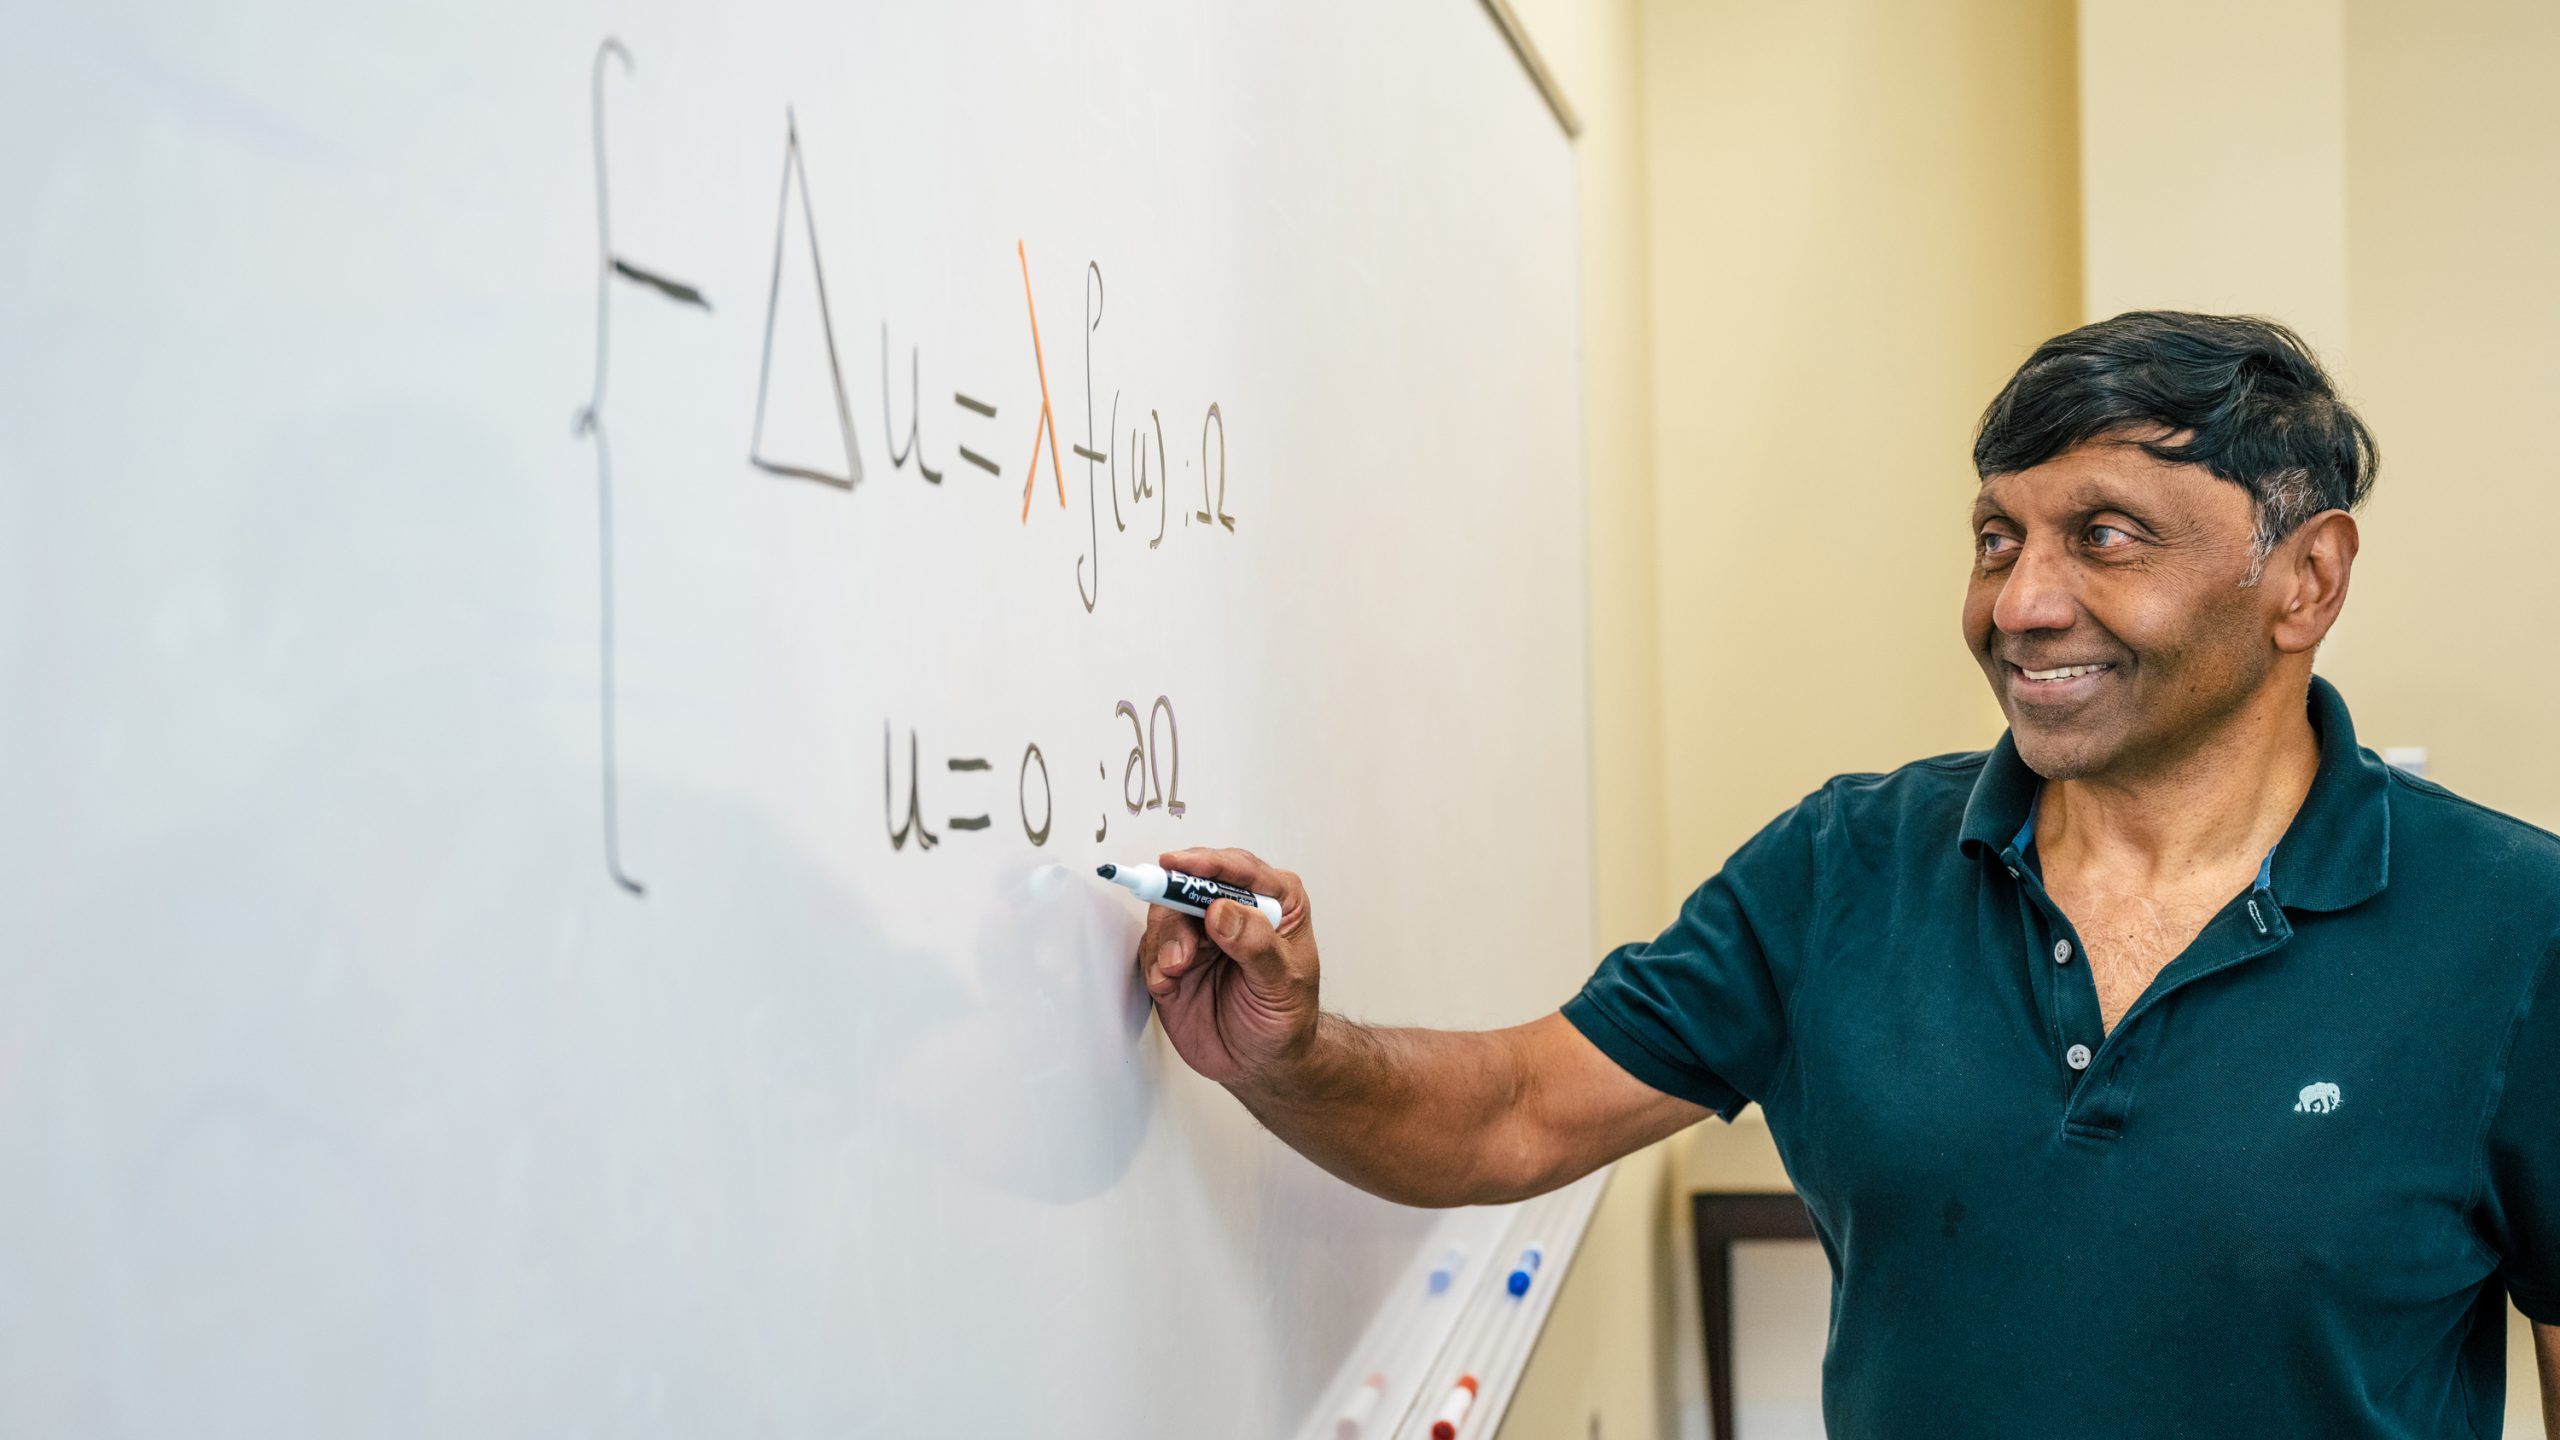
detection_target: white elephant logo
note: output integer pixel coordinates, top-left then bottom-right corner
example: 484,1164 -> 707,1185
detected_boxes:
2295,1082 -> 2342,1114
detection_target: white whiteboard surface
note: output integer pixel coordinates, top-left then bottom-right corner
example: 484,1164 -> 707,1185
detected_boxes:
0,2 -> 1590,1436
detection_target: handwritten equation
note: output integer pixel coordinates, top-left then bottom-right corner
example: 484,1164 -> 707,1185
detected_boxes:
733,107 -> 1241,594
886,694 -> 1186,853
573,39 -> 1232,896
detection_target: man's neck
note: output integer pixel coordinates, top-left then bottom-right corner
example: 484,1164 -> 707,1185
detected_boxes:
2035,680 -> 2323,892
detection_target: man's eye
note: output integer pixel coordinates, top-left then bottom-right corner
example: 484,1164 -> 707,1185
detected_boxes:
2087,524 -> 2133,548
1977,532 -> 2018,559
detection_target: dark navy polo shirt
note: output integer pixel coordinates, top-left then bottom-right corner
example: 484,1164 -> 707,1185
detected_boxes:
1564,676 -> 2560,1437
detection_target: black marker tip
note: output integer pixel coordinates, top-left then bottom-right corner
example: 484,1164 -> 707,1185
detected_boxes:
1095,864 -> 1116,880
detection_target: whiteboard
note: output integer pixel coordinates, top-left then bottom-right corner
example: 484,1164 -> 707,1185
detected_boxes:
0,1 -> 1591,1435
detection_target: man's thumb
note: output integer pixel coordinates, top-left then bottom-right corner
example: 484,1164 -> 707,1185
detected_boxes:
1208,899 -> 1280,969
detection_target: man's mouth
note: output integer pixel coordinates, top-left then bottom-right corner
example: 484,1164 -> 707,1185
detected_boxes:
2002,660 -> 2118,704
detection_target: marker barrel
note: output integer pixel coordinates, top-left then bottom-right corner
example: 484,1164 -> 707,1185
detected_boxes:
1333,1372 -> 1386,1440
1096,862 -> 1283,927
1429,1375 -> 1479,1440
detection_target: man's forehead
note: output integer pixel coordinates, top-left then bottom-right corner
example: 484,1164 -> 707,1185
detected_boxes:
1973,439 -> 2220,516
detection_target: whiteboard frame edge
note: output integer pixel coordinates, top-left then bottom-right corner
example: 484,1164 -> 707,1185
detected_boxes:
1476,0 -> 1584,140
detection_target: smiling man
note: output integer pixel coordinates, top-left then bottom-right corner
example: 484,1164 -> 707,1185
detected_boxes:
1134,313 -> 2560,1436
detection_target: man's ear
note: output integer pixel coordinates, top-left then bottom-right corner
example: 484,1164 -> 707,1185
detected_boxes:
2272,509 -> 2360,655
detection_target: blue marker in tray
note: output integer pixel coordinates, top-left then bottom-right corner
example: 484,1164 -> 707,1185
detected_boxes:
1428,1246 -> 1468,1296
1507,1243 -> 1545,1297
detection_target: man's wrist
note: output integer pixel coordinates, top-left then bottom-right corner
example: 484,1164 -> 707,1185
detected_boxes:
1232,1011 -> 1343,1106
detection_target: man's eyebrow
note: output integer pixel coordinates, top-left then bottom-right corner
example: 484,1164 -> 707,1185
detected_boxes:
1967,483 -> 2171,534
2065,486 -> 2163,527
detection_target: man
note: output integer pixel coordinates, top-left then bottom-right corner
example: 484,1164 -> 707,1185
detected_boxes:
1135,313 -> 2560,1436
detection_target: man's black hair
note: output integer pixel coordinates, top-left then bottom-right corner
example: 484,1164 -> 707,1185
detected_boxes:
1972,311 -> 2378,572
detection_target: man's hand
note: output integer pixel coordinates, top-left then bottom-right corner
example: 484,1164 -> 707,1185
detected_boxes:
1126,845 -> 1707,1206
1136,847 -> 1320,1086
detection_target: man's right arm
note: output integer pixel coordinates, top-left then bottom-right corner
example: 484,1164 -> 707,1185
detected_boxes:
1230,1011 -> 1708,1208
1137,847 -> 1709,1209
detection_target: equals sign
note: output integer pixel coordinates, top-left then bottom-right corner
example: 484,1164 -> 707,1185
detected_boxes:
953,392 -> 1001,477
946,755 -> 992,830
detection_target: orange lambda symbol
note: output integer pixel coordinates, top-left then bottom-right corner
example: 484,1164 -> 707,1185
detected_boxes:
1016,240 -> 1067,521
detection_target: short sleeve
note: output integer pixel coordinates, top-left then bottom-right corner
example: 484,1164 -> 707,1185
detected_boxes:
2484,943 -> 2560,1324
1560,786 -> 1827,1121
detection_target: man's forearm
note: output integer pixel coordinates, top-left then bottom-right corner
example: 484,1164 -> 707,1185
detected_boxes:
1228,1013 -> 1545,1208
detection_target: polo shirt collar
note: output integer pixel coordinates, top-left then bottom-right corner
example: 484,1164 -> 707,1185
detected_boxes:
1957,674 -> 2390,913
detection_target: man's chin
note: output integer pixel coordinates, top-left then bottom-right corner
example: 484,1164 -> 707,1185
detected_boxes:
2007,723 -> 2116,781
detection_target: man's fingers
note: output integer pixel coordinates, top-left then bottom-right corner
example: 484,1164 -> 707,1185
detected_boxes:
1159,846 -> 1285,893
1158,847 -> 1312,930
1158,846 -> 1276,890
1202,897 -> 1288,985
1140,907 -> 1197,957
1261,867 -> 1310,932
1136,849 -> 1312,1000
1139,910 -> 1202,996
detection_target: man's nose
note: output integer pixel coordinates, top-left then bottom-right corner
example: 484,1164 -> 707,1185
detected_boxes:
1992,540 -> 2078,634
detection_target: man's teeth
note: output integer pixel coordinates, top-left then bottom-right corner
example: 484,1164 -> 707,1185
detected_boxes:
2022,664 -> 2111,681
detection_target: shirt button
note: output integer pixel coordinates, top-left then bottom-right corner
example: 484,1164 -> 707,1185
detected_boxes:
2066,1043 -> 2092,1071
2053,939 -> 2074,965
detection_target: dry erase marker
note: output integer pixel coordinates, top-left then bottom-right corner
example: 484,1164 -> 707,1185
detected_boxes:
1095,863 -> 1283,927
1427,1246 -> 1468,1296
1506,1243 -> 1545,1297
1333,1372 -> 1387,1440
1429,1375 -> 1479,1440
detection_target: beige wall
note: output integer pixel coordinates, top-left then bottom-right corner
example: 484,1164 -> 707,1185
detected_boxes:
2078,0 -> 2351,361
2331,0 -> 2560,836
